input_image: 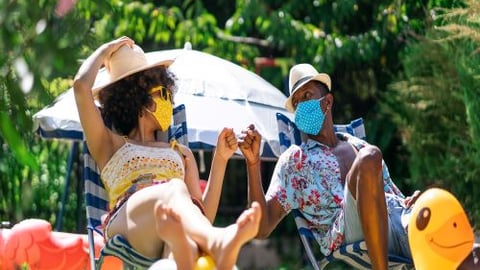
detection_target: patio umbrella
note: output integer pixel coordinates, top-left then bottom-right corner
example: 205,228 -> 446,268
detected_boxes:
33,47 -> 293,160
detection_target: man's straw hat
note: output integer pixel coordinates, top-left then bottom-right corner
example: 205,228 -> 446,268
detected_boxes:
285,63 -> 331,112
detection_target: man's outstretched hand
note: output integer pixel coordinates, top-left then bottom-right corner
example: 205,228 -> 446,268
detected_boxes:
238,124 -> 261,166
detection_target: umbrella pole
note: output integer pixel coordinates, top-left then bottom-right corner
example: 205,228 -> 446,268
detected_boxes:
55,141 -> 79,232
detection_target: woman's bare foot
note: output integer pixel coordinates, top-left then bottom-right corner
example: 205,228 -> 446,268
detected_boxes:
155,203 -> 194,270
211,201 -> 262,269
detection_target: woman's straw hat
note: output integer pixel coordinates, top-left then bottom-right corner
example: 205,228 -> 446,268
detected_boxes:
92,44 -> 173,97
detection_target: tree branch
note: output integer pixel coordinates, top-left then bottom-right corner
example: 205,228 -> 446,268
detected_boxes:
216,31 -> 271,47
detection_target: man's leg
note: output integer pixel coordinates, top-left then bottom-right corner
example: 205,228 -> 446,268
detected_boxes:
346,145 -> 388,270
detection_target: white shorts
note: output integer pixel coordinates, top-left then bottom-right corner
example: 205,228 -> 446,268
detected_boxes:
343,185 -> 412,258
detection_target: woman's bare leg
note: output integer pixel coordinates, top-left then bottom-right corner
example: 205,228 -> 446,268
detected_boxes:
209,201 -> 261,269
154,203 -> 194,269
108,179 -> 261,269
162,179 -> 261,269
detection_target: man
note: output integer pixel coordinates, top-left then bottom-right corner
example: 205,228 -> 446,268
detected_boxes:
238,63 -> 420,270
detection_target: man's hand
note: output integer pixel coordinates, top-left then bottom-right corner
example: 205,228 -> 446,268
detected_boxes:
238,124 -> 261,166
215,127 -> 237,161
404,190 -> 421,208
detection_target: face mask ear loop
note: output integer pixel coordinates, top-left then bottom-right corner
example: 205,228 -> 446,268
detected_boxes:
145,96 -> 159,115
319,96 -> 329,115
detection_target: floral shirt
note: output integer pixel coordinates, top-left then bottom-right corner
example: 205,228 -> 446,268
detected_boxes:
265,133 -> 404,256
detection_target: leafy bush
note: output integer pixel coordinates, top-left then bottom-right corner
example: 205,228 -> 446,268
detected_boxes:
385,0 -> 480,226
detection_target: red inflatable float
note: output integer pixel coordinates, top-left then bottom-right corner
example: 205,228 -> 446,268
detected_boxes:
0,218 -> 121,270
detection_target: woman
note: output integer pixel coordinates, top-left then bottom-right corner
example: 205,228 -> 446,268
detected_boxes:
73,36 -> 261,269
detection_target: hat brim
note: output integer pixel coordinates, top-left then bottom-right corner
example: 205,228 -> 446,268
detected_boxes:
91,59 -> 174,99
285,73 -> 331,112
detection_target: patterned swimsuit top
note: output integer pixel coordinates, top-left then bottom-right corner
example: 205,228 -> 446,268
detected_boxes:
101,140 -> 185,209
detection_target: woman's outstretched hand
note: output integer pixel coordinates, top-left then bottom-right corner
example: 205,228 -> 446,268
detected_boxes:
215,127 -> 238,161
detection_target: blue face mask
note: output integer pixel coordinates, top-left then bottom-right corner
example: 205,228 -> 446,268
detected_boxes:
294,97 -> 326,135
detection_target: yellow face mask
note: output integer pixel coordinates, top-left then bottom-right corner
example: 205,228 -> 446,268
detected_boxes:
147,86 -> 172,131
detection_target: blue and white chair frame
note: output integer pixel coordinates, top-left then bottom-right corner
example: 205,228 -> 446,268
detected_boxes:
85,104 -> 188,270
276,112 -> 413,270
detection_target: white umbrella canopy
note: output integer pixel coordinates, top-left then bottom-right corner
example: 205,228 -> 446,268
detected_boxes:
33,47 -> 293,159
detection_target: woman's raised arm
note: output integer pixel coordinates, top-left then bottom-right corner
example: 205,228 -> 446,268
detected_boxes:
72,37 -> 134,168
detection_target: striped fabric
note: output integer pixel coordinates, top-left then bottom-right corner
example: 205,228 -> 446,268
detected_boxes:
276,112 -> 413,270
331,117 -> 366,141
276,113 -> 303,154
276,112 -> 366,153
85,105 -> 188,270
293,210 -> 413,270
99,235 -> 156,268
169,104 -> 188,145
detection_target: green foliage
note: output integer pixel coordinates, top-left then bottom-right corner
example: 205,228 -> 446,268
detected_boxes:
0,135 -> 72,224
386,0 -> 480,225
92,2 -> 213,50
0,0 -> 94,229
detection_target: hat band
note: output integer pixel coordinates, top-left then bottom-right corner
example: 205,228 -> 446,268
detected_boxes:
291,75 -> 313,92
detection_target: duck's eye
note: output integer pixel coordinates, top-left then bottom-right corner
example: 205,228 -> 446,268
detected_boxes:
416,207 -> 431,231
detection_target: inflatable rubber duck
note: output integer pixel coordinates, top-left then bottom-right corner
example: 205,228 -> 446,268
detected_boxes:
408,188 -> 475,270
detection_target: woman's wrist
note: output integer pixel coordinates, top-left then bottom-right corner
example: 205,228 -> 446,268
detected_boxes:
212,151 -> 229,165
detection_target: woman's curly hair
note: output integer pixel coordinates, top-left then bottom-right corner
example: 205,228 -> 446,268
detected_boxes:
98,65 -> 177,136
